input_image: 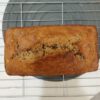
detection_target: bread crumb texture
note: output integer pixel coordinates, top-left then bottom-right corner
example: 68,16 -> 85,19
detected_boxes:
12,33 -> 84,61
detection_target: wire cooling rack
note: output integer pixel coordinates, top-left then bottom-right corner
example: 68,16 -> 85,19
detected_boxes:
0,0 -> 100,100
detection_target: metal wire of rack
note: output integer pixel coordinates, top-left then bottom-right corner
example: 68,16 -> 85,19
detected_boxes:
0,0 -> 100,100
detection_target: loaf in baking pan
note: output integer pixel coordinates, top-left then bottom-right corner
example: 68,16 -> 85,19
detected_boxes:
5,25 -> 99,76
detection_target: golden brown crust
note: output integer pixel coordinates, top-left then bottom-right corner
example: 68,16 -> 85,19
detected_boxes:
5,25 -> 99,76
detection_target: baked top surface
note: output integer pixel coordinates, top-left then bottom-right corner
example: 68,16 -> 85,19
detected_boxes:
5,25 -> 99,76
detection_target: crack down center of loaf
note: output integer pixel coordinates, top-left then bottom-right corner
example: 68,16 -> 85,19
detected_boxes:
11,34 -> 84,62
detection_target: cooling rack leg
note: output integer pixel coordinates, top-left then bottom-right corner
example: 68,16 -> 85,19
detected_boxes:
20,2 -> 25,96
61,2 -> 64,25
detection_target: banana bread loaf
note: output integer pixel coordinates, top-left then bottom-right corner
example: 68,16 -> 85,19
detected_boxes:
5,25 -> 99,76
